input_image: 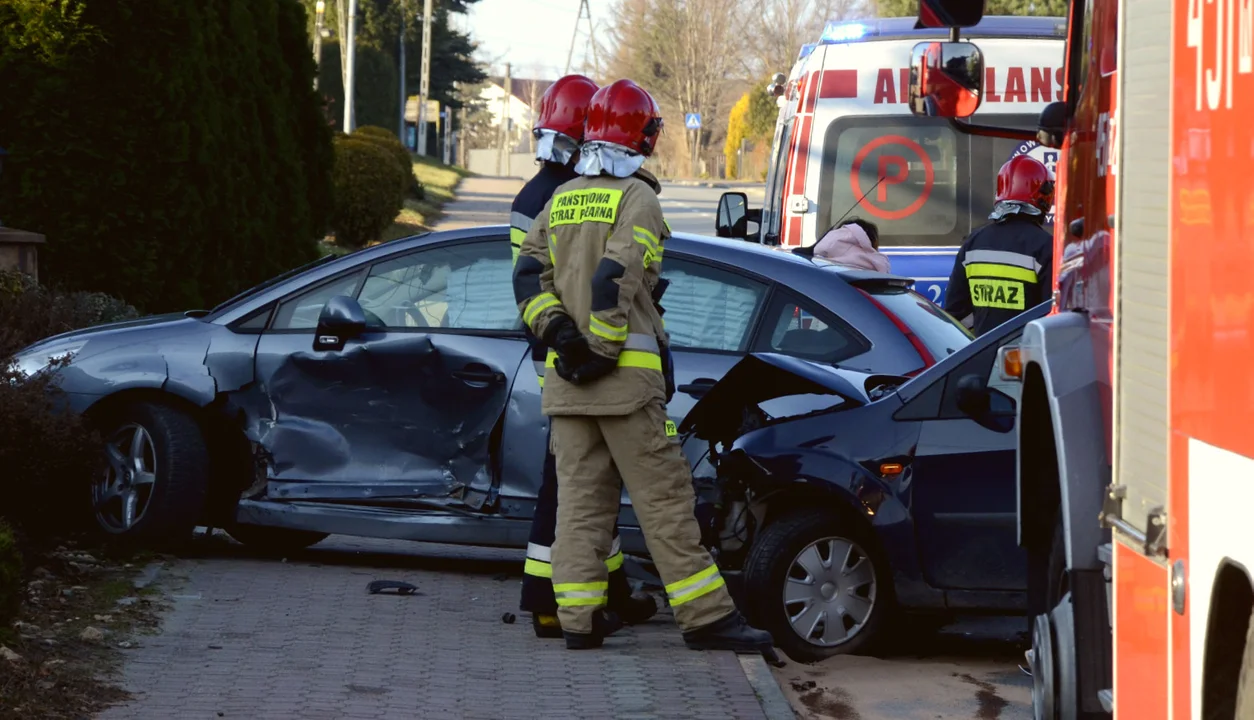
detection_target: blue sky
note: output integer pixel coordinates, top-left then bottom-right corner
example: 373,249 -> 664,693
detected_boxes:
459,0 -> 613,80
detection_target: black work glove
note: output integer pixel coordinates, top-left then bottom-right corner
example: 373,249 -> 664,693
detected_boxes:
542,314 -> 591,367
555,352 -> 617,385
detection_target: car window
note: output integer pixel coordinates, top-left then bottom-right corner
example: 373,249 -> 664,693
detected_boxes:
660,257 -> 767,352
356,241 -> 521,331
271,271 -> 366,331
757,293 -> 869,364
861,285 -> 973,360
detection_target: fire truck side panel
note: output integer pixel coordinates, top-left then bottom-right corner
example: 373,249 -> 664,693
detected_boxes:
1112,537 -> 1170,718
1169,0 -> 1254,710
1113,0 -> 1169,545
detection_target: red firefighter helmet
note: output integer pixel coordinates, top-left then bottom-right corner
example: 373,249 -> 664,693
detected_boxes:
533,74 -> 600,142
996,155 -> 1055,212
583,79 -> 664,156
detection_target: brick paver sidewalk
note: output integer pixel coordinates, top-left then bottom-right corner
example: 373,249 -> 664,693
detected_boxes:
97,538 -> 771,720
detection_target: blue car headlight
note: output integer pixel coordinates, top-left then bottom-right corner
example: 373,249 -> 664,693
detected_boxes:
9,341 -> 87,381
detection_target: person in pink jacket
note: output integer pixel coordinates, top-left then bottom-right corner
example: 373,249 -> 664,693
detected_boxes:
811,218 -> 891,273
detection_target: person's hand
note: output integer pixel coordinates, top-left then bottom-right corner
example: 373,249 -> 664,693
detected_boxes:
543,315 -> 591,367
555,352 -> 617,385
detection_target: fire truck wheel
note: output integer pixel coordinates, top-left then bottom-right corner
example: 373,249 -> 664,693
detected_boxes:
1235,607 -> 1254,718
741,507 -> 892,662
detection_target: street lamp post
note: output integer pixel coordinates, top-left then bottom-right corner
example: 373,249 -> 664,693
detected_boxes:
313,1 -> 325,91
343,0 -> 358,133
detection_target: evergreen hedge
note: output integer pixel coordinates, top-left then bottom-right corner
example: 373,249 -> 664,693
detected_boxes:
353,126 -> 425,201
330,137 -> 405,249
0,0 -> 334,313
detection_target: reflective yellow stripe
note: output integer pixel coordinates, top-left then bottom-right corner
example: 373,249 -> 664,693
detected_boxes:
523,293 -> 559,327
536,375 -> 545,388
589,315 -> 629,342
553,580 -> 608,607
524,558 -> 552,578
554,581 -> 608,592
557,596 -> 608,607
964,262 -> 1037,284
633,226 -> 662,267
606,551 -> 624,572
546,349 -> 663,373
547,231 -> 557,266
550,188 -> 624,226
633,225 -> 660,248
618,350 -> 662,371
666,564 -> 726,607
510,227 -> 527,248
664,219 -> 672,233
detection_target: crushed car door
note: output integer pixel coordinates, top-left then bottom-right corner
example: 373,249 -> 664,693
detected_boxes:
906,331 -> 1026,592
245,239 -> 529,509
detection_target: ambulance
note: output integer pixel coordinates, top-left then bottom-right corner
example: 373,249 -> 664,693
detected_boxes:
716,15 -> 1065,305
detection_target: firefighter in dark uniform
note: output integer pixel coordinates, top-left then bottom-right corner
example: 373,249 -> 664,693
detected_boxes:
944,155 -> 1055,336
512,75 -> 658,639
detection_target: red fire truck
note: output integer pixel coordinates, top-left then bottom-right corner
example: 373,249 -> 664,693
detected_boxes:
908,0 -> 1254,718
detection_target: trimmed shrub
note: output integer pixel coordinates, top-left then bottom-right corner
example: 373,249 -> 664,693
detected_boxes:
330,137 -> 406,249
353,125 -> 425,201
0,520 -> 19,626
0,0 -> 332,313
0,270 -> 139,358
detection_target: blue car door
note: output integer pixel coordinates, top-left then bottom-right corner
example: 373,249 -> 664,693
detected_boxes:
907,330 -> 1027,592
248,238 -> 529,508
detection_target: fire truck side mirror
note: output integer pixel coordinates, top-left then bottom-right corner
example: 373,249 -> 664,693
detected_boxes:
915,0 -> 986,28
907,41 -> 984,119
716,192 -> 750,240
1036,101 -> 1068,149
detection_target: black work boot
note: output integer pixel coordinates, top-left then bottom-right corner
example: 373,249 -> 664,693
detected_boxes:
532,613 -> 563,639
610,593 -> 658,626
563,609 -> 625,650
682,611 -> 775,654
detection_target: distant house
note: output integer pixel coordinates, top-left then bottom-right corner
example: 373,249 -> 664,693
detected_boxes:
479,77 -> 554,150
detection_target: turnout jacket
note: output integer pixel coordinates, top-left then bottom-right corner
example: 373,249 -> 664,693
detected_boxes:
943,214 -> 1053,337
511,162 -> 581,384
513,168 -> 670,417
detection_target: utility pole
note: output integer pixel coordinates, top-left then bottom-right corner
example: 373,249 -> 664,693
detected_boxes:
343,0 -> 358,133
565,0 -> 595,75
443,106 -> 452,164
498,63 -> 511,176
313,1 -> 325,91
458,105 -> 467,167
398,12 -> 406,144
416,0 -> 434,156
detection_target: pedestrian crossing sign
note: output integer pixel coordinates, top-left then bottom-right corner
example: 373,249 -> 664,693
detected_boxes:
685,113 -> 702,130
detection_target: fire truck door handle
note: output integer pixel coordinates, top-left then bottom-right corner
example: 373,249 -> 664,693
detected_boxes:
1068,218 -> 1085,238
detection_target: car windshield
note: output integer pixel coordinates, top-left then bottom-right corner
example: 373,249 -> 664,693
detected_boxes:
865,285 -> 973,358
817,114 -> 1054,246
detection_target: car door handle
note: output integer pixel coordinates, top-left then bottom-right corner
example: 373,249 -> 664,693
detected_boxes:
452,364 -> 504,386
678,378 -> 717,398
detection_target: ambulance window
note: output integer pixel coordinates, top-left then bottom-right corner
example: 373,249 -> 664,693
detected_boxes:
818,118 -> 965,247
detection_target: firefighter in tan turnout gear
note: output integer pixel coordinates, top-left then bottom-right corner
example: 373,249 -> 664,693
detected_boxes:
512,78 -> 775,653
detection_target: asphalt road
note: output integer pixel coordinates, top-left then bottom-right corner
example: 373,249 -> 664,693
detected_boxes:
658,182 -> 766,236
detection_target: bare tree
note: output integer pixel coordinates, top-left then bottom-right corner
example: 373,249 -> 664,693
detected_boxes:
744,0 -> 871,80
601,0 -> 749,175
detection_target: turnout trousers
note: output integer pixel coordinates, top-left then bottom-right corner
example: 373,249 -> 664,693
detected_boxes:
550,400 -> 737,634
519,426 -> 633,615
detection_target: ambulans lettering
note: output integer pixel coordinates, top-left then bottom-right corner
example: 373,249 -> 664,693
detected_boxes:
869,66 -> 1063,104
970,279 -> 1026,310
550,188 -> 624,226
1187,0 -> 1254,111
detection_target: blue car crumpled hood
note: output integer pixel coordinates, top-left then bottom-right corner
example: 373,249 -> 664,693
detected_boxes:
679,353 -> 887,444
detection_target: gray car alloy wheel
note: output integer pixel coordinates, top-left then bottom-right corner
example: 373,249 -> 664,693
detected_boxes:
94,423 -> 158,533
783,535 -> 877,648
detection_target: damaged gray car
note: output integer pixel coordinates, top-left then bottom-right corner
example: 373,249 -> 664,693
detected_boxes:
9,225 -> 973,551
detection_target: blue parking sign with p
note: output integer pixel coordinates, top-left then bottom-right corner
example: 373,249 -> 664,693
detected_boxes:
685,113 -> 702,130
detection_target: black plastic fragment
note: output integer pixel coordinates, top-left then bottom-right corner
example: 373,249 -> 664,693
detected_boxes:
367,580 -> 419,595
501,612 -> 516,624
